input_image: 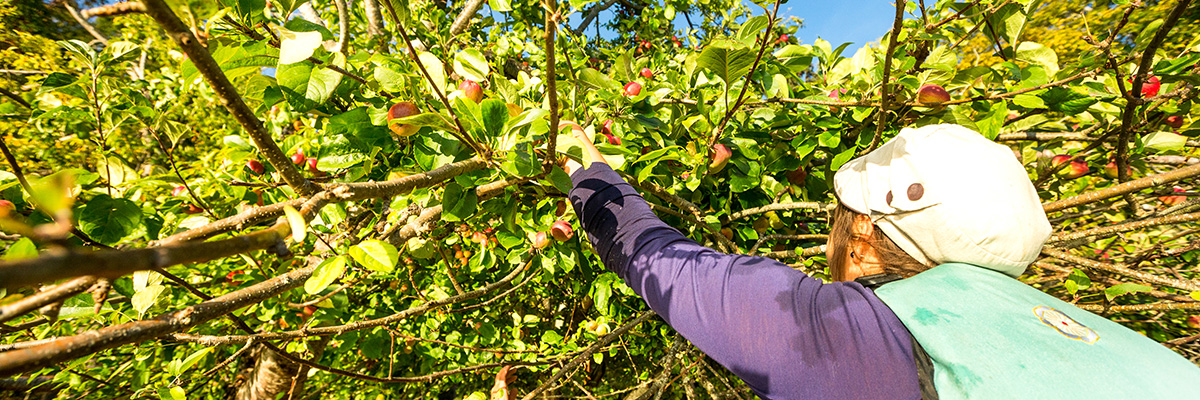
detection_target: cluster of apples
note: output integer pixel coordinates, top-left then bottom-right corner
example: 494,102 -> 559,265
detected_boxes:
1050,155 -> 1134,180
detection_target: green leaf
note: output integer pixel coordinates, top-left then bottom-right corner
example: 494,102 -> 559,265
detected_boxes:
418,52 -> 446,94
480,99 -> 509,138
696,44 -> 754,92
58,40 -> 95,68
549,167 -> 572,194
453,49 -> 490,82
1190,291 -> 1200,301
442,181 -> 477,221
1104,283 -> 1152,301
283,18 -> 334,41
578,68 -> 620,92
1016,42 -> 1058,78
78,194 -> 143,245
1064,269 -> 1091,295
305,257 -> 346,294
169,348 -> 212,376
1143,131 -> 1188,151
277,27 -> 323,65
183,41 -> 277,87
924,45 -> 957,72
349,240 -> 399,273
1134,19 -> 1163,49
276,53 -> 344,111
3,237 -> 37,261
489,0 -> 512,12
38,72 -> 84,98
1012,94 -> 1045,109
394,112 -> 455,132
736,16 -> 769,45
132,284 -> 165,318
157,386 -> 186,400
284,205 -> 306,242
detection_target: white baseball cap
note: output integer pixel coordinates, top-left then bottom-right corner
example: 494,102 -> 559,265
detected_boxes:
833,124 -> 1051,277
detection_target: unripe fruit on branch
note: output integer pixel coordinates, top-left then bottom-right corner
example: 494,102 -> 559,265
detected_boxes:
459,80 -> 483,103
551,220 -> 574,241
531,231 -> 550,249
387,101 -> 421,137
640,67 -> 653,79
1166,116 -> 1184,129
291,151 -> 306,165
623,82 -> 642,97
246,160 -> 265,175
1103,161 -> 1130,179
709,143 -> 732,174
916,84 -> 950,104
172,185 -> 186,197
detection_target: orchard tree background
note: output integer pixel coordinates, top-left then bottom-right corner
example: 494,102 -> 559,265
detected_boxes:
1,0 -> 1199,397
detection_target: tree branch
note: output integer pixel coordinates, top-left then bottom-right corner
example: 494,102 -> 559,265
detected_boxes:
866,0 -> 906,153
1041,247 -> 1200,292
519,311 -> 658,400
449,0 -> 487,36
142,0 -> 319,196
1042,162 -> 1200,213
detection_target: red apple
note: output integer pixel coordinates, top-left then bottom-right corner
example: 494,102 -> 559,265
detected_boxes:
1050,154 -> 1073,169
1159,187 -> 1187,206
246,160 -> 265,175
603,132 -> 621,145
601,119 -> 614,136
531,231 -> 551,249
1128,75 -> 1161,98
555,200 -> 567,217
185,204 -> 203,214
550,220 -> 574,241
640,67 -> 653,79
290,151 -> 306,165
785,168 -> 807,186
0,200 -> 13,217
388,101 -> 421,137
623,81 -> 642,97
1187,315 -> 1200,329
709,143 -> 732,174
1061,160 -> 1089,179
172,185 -> 186,197
828,88 -> 848,100
916,84 -> 950,104
459,80 -> 483,103
307,158 -> 320,173
775,34 -> 788,45
671,36 -> 682,47
1166,116 -> 1184,129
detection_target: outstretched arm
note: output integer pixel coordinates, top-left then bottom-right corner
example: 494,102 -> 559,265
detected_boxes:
565,127 -> 920,399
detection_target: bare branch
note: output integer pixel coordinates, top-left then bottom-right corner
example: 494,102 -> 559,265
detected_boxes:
866,0 -> 906,153
449,0 -> 487,36
520,311 -> 658,400
726,202 -> 834,222
0,276 -> 98,324
1042,162 -> 1200,213
0,264 -> 315,375
1048,211 -> 1200,245
1041,247 -> 1200,292
63,0 -> 108,44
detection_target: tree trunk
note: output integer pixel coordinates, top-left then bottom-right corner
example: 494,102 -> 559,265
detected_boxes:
235,339 -> 327,400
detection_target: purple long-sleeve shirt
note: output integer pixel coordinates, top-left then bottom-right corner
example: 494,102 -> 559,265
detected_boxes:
569,163 -> 920,400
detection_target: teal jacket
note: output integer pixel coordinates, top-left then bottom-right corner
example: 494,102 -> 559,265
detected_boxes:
875,263 -> 1200,399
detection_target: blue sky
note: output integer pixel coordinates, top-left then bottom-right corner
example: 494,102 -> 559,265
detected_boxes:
556,0 -> 899,54
781,1 -> 897,53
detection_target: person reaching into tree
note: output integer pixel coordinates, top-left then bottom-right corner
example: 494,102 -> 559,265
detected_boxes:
562,123 -> 1200,399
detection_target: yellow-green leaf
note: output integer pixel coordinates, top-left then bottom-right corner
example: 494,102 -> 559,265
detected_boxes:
284,205 -> 306,242
305,257 -> 346,294
349,240 -> 398,273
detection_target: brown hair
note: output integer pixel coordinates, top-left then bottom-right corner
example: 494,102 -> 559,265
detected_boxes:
827,202 -> 934,281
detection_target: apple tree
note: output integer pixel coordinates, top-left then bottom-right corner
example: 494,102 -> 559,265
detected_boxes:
0,0 -> 1198,398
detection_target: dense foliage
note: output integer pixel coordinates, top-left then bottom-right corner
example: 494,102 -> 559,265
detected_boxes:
0,0 -> 1198,398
